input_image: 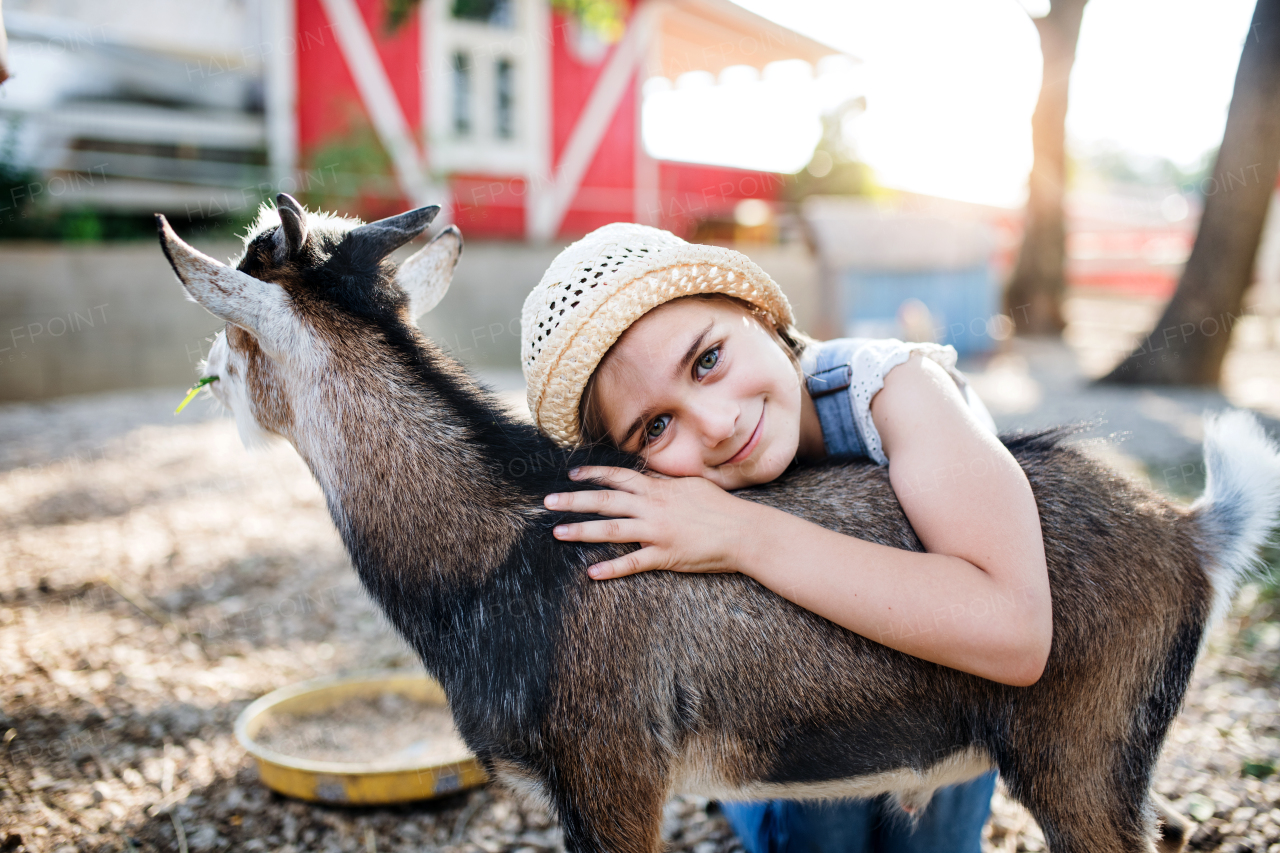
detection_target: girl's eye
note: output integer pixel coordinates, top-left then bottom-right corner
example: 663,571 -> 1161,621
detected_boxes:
644,414 -> 671,443
695,346 -> 720,377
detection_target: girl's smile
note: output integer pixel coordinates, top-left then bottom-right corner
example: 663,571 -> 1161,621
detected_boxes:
725,406 -> 765,465
591,297 -> 824,490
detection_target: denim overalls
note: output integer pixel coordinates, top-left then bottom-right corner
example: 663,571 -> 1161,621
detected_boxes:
720,337 -> 999,853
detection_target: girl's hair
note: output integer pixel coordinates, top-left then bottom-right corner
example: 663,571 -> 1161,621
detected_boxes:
578,293 -> 813,448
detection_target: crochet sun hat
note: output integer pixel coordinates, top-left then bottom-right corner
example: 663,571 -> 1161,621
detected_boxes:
521,222 -> 794,448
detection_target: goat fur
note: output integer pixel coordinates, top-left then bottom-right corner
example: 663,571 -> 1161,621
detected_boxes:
158,196 -> 1280,853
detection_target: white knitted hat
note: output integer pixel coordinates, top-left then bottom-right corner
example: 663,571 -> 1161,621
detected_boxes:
521,222 -> 794,448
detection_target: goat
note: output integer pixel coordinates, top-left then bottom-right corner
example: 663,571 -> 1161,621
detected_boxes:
157,194 -> 1280,853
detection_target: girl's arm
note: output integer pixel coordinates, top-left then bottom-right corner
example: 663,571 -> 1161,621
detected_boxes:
738,352 -> 1052,686
545,354 -> 1053,687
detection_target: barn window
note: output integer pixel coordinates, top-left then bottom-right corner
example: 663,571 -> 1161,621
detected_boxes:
429,0 -> 540,173
452,52 -> 472,135
451,0 -> 513,27
495,58 -> 515,139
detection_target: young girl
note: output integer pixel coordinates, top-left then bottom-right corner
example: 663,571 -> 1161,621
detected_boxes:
520,222 -> 1051,852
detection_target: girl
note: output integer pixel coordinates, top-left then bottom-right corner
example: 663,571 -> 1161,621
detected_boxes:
520,222 -> 1050,852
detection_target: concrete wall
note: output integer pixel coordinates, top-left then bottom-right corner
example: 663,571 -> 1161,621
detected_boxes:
1,239 -> 236,401
0,239 -> 820,402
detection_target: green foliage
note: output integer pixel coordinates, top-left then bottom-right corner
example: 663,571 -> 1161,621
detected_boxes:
0,151 -> 158,242
386,0 -> 517,30
189,208 -> 264,243
57,209 -> 104,241
0,116 -> 254,242
1071,142 -> 1217,194
384,0 -> 624,41
452,0 -> 507,22
788,157 -> 875,200
299,119 -> 402,220
0,156 -> 41,237
0,151 -> 255,242
0,201 -> 255,243
1242,760 -> 1276,780
384,0 -> 420,31
787,96 -> 876,201
550,0 -> 625,42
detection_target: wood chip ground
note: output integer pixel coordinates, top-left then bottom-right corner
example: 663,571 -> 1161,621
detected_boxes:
2,328 -> 1278,852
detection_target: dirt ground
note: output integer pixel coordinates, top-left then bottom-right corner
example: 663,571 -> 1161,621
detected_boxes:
1,294 -> 1279,852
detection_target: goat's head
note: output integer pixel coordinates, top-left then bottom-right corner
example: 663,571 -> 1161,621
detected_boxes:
158,193 -> 462,447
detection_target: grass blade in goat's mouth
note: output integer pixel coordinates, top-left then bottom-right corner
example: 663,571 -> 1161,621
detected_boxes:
175,376 -> 218,414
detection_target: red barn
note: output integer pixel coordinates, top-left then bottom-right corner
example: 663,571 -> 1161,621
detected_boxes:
288,0 -> 838,240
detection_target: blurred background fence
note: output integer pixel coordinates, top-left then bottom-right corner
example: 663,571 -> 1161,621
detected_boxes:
1,0 -> 1278,405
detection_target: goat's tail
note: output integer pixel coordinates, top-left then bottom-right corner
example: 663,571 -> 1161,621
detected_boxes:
1190,408 -> 1280,626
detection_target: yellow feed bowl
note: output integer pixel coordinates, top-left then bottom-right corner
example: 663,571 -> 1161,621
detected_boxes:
234,670 -> 488,805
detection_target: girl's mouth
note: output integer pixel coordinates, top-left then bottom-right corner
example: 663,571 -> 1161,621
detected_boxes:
725,407 -> 765,466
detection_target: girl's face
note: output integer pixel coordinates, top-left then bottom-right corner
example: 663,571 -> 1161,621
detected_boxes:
591,297 -> 806,490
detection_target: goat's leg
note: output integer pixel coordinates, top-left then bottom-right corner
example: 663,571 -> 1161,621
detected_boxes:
1011,770 -> 1158,853
546,745 -> 669,853
556,795 -> 665,853
1151,792 -> 1190,853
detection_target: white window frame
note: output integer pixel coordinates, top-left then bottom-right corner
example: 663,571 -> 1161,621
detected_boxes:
424,0 -> 549,177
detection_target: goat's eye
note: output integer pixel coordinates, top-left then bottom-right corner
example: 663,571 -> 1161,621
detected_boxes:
695,347 -> 720,377
645,414 -> 671,442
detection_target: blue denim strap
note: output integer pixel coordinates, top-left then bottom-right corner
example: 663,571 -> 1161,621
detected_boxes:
801,338 -> 869,460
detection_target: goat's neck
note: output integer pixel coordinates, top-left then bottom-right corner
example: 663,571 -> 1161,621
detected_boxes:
289,336 -> 541,603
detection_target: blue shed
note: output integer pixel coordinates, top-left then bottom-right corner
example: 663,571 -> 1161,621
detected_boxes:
802,197 -> 1004,355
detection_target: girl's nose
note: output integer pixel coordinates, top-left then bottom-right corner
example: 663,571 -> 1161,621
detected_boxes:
692,401 -> 737,449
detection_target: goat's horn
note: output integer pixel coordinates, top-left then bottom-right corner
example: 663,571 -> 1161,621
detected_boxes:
156,214 -> 279,333
348,205 -> 441,264
275,193 -> 309,260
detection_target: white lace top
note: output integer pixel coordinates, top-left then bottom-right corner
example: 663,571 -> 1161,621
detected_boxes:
828,339 -> 997,466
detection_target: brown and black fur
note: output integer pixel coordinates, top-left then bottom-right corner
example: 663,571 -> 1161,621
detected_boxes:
157,195 -> 1280,853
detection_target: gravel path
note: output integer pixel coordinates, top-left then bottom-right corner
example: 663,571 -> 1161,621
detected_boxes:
1,344 -> 1277,852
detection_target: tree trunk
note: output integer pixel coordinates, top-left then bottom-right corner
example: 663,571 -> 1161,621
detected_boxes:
1098,0 -> 1280,385
1005,0 -> 1089,337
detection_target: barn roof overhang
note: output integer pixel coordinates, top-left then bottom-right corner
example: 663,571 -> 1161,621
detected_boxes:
642,0 -> 850,80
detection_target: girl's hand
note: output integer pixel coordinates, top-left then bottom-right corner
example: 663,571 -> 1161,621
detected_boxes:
544,466 -> 755,580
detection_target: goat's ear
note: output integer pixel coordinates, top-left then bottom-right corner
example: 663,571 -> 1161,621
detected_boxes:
157,215 -> 289,350
347,205 -> 441,265
275,193 -> 309,261
399,226 -> 462,318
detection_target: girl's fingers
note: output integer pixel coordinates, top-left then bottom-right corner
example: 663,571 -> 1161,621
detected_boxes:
553,517 -> 645,544
544,487 -> 640,516
567,466 -> 652,493
586,547 -> 661,580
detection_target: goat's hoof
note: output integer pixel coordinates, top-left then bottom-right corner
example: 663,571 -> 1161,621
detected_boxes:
1151,792 -> 1190,853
